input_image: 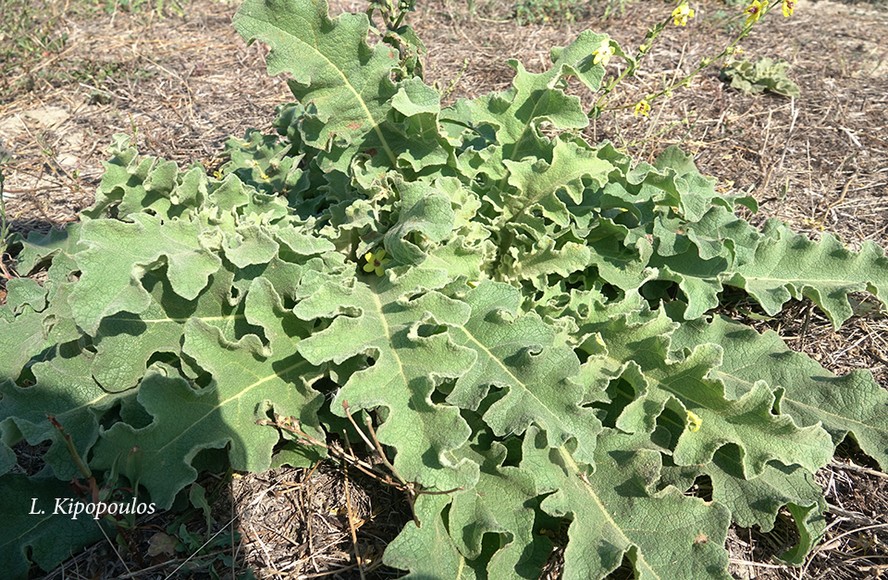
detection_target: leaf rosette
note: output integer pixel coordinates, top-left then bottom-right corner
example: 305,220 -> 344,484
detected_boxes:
0,0 -> 885,577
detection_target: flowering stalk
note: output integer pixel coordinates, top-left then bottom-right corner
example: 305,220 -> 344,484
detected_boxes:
597,0 -> 791,118
590,7 -> 675,117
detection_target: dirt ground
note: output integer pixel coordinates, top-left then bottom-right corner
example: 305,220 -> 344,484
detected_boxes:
1,0 -> 886,578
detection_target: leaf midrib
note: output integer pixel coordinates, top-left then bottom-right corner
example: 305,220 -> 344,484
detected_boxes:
736,274 -> 867,286
558,446 -> 660,579
154,355 -> 307,456
711,369 -> 888,435
119,314 -> 241,324
244,11 -> 397,165
458,324 -> 580,439
371,291 -> 409,385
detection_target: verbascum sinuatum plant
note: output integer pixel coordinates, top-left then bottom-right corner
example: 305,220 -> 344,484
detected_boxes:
1,0 -> 886,577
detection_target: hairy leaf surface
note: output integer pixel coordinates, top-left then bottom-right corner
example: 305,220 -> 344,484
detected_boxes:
294,268 -> 480,490
672,315 -> 888,469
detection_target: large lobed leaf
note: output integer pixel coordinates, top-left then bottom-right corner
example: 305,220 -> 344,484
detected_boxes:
234,0 -> 400,156
673,314 -> 888,470
294,268 -> 480,490
90,277 -> 324,508
448,282 -> 602,464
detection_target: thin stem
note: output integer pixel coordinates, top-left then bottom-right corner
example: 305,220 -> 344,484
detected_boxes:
0,164 -> 13,281
48,414 -> 104,507
392,6 -> 409,29
341,463 -> 367,580
342,401 -> 409,489
596,0 -> 783,116
341,400 -> 378,452
257,416 -> 406,491
48,415 -> 93,481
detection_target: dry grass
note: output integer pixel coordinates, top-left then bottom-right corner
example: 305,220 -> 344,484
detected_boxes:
1,0 -> 886,578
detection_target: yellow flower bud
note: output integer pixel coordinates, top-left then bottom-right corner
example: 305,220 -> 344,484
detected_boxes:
686,410 -> 703,432
634,100 -> 651,117
671,2 -> 695,27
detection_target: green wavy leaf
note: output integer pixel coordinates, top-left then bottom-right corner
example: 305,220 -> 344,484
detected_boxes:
526,427 -> 732,580
727,221 -> 888,327
91,278 -> 322,508
449,282 -> 602,464
673,315 -> 888,469
294,268 -> 480,490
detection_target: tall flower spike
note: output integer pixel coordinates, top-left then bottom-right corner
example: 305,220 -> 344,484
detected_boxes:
592,38 -> 614,67
745,0 -> 764,26
782,0 -> 795,17
672,2 -> 695,27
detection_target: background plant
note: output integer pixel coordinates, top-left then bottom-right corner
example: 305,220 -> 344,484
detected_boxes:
0,0 -> 886,578
599,0 -> 638,19
514,0 -> 587,24
721,56 -> 801,97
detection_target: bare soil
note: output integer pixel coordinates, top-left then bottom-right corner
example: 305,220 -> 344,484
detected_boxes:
1,0 -> 886,578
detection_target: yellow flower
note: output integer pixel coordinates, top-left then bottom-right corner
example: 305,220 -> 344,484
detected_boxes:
363,250 -> 390,276
672,2 -> 695,27
634,100 -> 651,117
782,0 -> 795,17
686,410 -> 703,433
592,38 -> 614,67
744,0 -> 764,26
